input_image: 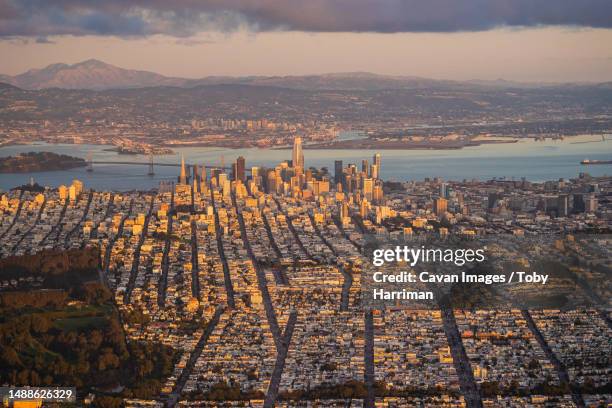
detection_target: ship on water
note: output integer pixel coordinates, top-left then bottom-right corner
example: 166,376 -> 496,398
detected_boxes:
581,159 -> 612,165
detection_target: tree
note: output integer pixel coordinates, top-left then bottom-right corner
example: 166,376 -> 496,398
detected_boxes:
98,349 -> 120,371
31,314 -> 51,334
89,330 -> 104,349
17,369 -> 30,385
0,346 -> 22,366
92,396 -> 122,408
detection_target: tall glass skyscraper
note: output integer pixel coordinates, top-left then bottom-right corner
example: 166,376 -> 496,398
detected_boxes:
292,136 -> 304,171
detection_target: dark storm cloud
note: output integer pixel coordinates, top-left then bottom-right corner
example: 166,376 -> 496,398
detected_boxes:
1,0 -> 611,38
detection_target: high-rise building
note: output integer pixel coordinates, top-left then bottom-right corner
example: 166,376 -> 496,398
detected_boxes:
488,191 -> 500,209
334,160 -> 343,186
373,153 -> 381,168
318,180 -> 330,195
193,164 -> 199,183
211,168 -> 221,184
361,160 -> 369,176
341,201 -> 350,219
266,170 -> 277,194
305,169 -> 312,182
68,185 -> 77,202
371,164 -> 379,180
179,154 -> 187,185
572,193 -> 585,213
192,165 -> 199,193
362,178 -> 373,201
360,198 -> 368,217
235,180 -> 247,198
344,174 -> 353,193
222,179 -> 231,198
372,153 -> 381,179
557,194 -> 569,217
71,179 -> 83,196
58,185 -> 68,201
373,183 -> 384,203
291,175 -> 301,192
585,194 -> 598,213
440,183 -> 449,199
218,172 -> 228,187
292,136 -> 304,172
235,156 -> 246,182
434,197 -> 448,216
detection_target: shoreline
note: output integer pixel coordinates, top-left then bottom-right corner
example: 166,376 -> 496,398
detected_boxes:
278,138 -> 519,150
0,133 -> 606,153
0,152 -> 87,174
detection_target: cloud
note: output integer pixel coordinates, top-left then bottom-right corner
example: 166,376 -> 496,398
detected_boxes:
1,0 -> 611,38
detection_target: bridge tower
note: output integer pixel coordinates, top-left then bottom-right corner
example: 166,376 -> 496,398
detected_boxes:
148,153 -> 155,176
86,152 -> 93,172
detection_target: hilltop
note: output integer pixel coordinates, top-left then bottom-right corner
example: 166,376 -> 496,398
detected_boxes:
0,59 -> 602,91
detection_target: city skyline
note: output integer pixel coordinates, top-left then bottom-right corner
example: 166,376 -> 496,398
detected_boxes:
0,139 -> 609,406
0,3 -> 610,407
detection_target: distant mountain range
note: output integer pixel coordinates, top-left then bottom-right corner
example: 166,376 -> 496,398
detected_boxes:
0,60 -> 185,90
1,59 -> 608,92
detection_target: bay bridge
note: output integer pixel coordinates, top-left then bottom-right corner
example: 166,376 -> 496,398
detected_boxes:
85,153 -> 233,175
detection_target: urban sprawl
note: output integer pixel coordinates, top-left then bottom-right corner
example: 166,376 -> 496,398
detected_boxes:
0,137 -> 610,408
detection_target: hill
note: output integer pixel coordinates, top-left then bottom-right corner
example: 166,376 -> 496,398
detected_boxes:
1,59 -> 601,91
1,59 -> 186,90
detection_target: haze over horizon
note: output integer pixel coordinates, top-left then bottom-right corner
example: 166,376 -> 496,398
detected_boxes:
1,1 -> 612,82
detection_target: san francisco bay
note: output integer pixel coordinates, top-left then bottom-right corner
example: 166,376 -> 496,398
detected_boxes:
0,134 -> 609,191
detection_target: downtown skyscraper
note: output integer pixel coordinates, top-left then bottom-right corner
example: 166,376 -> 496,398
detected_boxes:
292,136 -> 304,172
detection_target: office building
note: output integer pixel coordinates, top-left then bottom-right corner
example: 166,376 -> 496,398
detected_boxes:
585,194 -> 598,213
362,178 -> 373,201
292,136 -> 304,172
572,193 -> 585,213
69,184 -> 77,202
361,159 -> 369,177
192,165 -> 199,193
440,183 -> 449,199
373,183 -> 384,203
179,154 -> 188,185
434,197 -> 448,216
235,156 -> 246,182
557,194 -> 569,217
334,160 -> 343,185
371,164 -> 379,180
218,173 -> 228,187
58,185 -> 68,201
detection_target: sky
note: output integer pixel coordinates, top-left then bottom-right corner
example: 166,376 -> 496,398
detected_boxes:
1,0 -> 612,82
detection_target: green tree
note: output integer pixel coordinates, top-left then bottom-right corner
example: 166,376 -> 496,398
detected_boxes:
0,345 -> 22,366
